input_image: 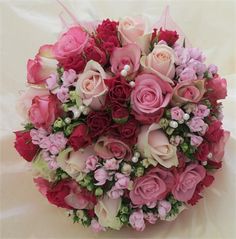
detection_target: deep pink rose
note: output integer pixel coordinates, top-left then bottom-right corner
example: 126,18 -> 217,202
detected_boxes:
94,137 -> 131,160
131,73 -> 172,124
205,120 -> 224,143
172,164 -> 206,202
206,75 -> 227,102
53,26 -> 88,60
27,45 -> 58,85
28,95 -> 61,130
195,142 -> 210,161
14,131 -> 39,162
171,80 -> 206,106
110,43 -> 141,76
129,167 -> 175,205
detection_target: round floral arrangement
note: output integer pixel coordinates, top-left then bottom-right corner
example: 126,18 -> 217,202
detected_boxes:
14,11 -> 229,232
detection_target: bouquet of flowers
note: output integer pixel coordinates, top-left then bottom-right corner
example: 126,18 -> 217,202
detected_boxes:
14,8 -> 229,232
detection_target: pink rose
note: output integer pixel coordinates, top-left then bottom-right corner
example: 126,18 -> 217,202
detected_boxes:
27,45 -> 58,85
94,168 -> 108,185
129,210 -> 145,231
179,67 -> 197,81
76,61 -> 108,110
172,164 -> 206,202
29,95 -> 61,130
85,155 -> 99,172
118,16 -> 145,45
16,88 -> 49,120
206,75 -> 227,101
189,134 -> 203,147
140,44 -> 175,83
115,173 -> 130,189
53,26 -> 88,61
144,213 -> 158,224
158,200 -> 172,219
91,219 -> 106,232
137,123 -> 178,168
170,107 -> 185,121
129,167 -> 175,205
103,158 -> 120,171
187,117 -> 208,134
94,137 -> 132,160
110,43 -> 141,76
131,74 -> 172,124
171,80 -> 206,106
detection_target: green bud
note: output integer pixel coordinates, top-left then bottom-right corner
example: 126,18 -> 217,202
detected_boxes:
135,166 -> 145,177
69,91 -> 77,102
62,104 -> 69,112
53,117 -> 65,128
120,206 -> 129,214
166,127 -> 175,135
204,99 -> 211,108
159,118 -> 169,129
119,214 -> 128,223
165,109 -> 171,118
95,187 -> 103,196
83,175 -> 92,184
65,125 -> 74,136
79,181 -> 87,187
180,142 -> 188,152
87,183 -> 95,192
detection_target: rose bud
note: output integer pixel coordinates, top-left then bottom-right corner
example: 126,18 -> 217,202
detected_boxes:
112,105 -> 129,124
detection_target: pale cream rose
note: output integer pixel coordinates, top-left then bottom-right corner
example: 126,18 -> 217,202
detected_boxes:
141,44 -> 176,84
57,145 -> 95,181
137,123 -> 179,168
94,196 -> 122,230
76,60 -> 108,110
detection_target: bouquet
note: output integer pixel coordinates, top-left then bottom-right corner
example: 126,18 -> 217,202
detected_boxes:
14,6 -> 229,232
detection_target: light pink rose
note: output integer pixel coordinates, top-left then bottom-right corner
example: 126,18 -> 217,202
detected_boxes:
85,155 -> 99,172
62,69 -> 77,87
129,167 -> 175,205
158,200 -> 171,219
27,45 -> 58,85
131,74 -> 172,124
94,168 -> 108,185
46,74 -> 58,90
187,117 -> 208,134
172,164 -> 206,202
141,44 -> 175,84
118,16 -> 145,45
94,137 -> 132,160
179,67 -> 197,81
193,104 -> 210,118
171,79 -> 206,106
137,123 -> 179,168
16,88 -> 49,120
56,87 -> 69,103
129,210 -> 145,231
91,219 -> 106,232
170,107 -> 185,121
53,26 -> 88,60
115,173 -> 130,189
103,158 -> 120,170
110,43 -> 141,76
76,61 -> 108,110
107,187 -> 124,199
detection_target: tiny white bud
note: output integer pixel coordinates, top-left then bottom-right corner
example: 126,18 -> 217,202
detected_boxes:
121,69 -> 128,77
65,117 -> 71,124
82,107 -> 90,115
131,156 -> 139,163
207,153 -> 213,159
73,109 -> 81,119
79,105 -> 85,112
124,64 -> 131,72
183,113 -> 190,121
129,81 -> 135,87
134,151 -> 141,158
202,161 -> 207,166
169,120 -> 178,128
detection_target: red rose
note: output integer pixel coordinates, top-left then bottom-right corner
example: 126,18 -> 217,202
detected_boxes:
28,95 -> 61,130
205,120 -> 224,143
84,43 -> 107,66
68,124 -> 91,151
46,180 -> 96,210
96,19 -> 120,54
105,76 -> 131,105
112,105 -> 129,124
87,111 -> 111,138
14,131 -> 39,162
158,28 -> 179,46
59,53 -> 87,73
195,142 -> 210,162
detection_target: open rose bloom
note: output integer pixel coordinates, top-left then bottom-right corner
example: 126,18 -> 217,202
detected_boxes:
14,6 -> 229,232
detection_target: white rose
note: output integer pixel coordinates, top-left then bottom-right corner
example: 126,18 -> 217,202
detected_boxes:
94,196 -> 122,230
137,123 -> 179,168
